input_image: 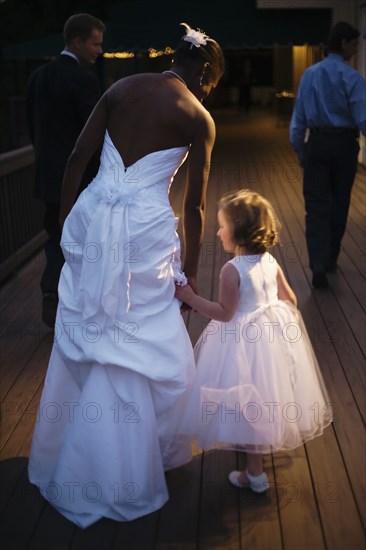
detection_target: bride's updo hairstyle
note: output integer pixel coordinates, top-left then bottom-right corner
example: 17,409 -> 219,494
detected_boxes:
173,22 -> 225,83
219,189 -> 280,255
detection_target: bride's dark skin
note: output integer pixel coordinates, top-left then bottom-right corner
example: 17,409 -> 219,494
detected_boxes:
60,32 -> 224,296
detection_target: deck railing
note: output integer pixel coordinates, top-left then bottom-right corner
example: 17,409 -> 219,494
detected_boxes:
0,146 -> 47,284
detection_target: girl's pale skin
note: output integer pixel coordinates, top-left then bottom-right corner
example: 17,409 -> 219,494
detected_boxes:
175,207 -> 297,482
175,208 -> 297,320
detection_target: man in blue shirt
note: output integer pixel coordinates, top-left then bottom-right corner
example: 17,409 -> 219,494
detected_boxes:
290,22 -> 366,288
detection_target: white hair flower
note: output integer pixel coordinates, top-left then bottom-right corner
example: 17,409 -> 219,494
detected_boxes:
180,22 -> 210,48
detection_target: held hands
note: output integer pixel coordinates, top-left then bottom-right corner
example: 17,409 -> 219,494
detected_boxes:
175,279 -> 197,313
175,282 -> 195,303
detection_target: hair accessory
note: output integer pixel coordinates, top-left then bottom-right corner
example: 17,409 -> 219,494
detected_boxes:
181,22 -> 210,49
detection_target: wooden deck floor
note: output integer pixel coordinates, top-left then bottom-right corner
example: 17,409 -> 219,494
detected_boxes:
0,108 -> 365,550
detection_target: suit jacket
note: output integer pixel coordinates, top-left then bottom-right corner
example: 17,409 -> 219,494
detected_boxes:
26,54 -> 101,204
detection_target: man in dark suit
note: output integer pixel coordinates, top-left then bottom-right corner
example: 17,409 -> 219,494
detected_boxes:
26,13 -> 105,327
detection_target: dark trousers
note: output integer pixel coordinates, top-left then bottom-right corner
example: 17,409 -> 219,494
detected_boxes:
302,132 -> 359,270
40,202 -> 64,296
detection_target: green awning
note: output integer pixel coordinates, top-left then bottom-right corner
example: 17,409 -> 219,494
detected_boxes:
2,0 -> 331,59
105,0 -> 331,51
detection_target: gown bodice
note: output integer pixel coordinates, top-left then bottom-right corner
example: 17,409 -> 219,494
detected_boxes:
88,130 -> 189,204
229,252 -> 279,315
64,130 -> 189,322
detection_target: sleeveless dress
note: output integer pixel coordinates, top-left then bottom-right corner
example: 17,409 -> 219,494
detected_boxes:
176,253 -> 333,453
28,131 -> 195,528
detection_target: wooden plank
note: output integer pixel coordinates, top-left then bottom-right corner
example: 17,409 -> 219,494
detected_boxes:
262,154 -> 366,531
0,456 -> 28,517
349,169 -> 366,213
0,109 -> 365,550
155,457 -> 202,549
269,149 -> 366,416
264,142 -> 364,352
69,519 -> 117,550
306,431 -> 366,550
0,251 -> 44,314
112,512 -> 159,550
347,204 -> 366,237
183,123 -> 285,550
0,385 -> 43,460
0,335 -> 51,453
272,143 -> 366,279
328,269 -> 366,356
272,448 -> 325,550
0,267 -> 43,334
227,117 -> 366,546
0,460 -> 46,549
0,292 -> 51,401
335,252 -> 366,313
0,231 -> 48,285
207,124 -> 298,550
189,111 -> 364,541
27,504 -> 76,550
339,231 -> 366,277
198,450 -> 241,549
238,453 -> 283,550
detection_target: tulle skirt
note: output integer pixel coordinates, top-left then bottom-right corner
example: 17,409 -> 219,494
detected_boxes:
176,301 -> 333,453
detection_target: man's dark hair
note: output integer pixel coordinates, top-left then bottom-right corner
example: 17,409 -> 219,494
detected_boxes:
63,13 -> 105,44
327,21 -> 360,53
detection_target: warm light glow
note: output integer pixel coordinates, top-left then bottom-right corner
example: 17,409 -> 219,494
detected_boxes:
103,52 -> 135,59
149,47 -> 175,58
275,90 -> 295,98
293,45 -> 310,91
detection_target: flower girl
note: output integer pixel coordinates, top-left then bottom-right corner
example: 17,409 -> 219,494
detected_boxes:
175,189 -> 333,492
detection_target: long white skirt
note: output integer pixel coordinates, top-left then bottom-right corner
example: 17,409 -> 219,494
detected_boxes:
28,143 -> 195,528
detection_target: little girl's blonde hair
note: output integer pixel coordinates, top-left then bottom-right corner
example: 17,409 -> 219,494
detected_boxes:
219,189 -> 280,254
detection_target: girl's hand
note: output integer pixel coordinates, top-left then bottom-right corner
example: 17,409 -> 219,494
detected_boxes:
175,283 -> 196,309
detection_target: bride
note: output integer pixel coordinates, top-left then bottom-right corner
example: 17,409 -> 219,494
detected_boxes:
28,23 -> 225,528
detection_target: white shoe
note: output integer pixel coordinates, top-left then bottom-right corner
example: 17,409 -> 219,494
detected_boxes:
228,469 -> 269,493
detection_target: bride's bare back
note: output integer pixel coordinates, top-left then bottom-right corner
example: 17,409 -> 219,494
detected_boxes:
61,23 -> 225,282
106,73 -> 211,168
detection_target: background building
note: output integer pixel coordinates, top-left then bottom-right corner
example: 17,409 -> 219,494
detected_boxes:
1,0 -> 364,164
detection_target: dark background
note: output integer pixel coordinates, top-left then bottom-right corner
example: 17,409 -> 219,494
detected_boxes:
0,0 -> 331,153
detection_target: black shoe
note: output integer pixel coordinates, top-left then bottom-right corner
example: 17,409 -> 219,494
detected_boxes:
42,292 -> 58,328
312,270 -> 328,289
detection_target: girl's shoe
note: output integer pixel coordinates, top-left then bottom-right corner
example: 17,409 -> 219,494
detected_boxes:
228,469 -> 269,493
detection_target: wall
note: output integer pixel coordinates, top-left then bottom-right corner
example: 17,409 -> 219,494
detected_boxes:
258,0 -> 366,166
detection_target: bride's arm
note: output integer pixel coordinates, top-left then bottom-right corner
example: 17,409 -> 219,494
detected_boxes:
59,93 -> 108,227
182,111 -> 216,288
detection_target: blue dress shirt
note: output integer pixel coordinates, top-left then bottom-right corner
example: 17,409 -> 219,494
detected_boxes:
289,53 -> 366,159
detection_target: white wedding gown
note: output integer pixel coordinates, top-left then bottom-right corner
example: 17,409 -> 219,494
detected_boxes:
28,131 -> 195,528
